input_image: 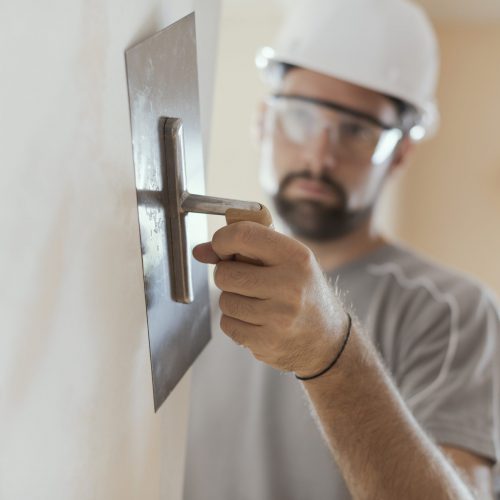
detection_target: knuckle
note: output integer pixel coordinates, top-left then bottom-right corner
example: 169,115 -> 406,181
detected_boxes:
261,227 -> 279,249
211,228 -> 225,254
292,244 -> 315,269
213,262 -> 231,289
218,291 -> 227,310
213,264 -> 223,288
229,267 -> 258,289
220,314 -> 233,336
220,315 -> 243,345
233,221 -> 255,246
234,298 -> 252,318
285,284 -> 304,311
220,292 -> 250,318
215,262 -> 260,291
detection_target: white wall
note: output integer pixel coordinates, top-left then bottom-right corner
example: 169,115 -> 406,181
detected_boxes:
0,1 -> 220,499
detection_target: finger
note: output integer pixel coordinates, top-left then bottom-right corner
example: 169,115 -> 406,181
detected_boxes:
192,242 -> 221,264
213,260 -> 282,299
220,314 -> 262,348
219,291 -> 268,325
212,221 -> 308,266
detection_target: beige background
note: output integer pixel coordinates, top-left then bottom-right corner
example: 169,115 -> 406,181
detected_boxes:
207,2 -> 500,297
387,23 -> 500,293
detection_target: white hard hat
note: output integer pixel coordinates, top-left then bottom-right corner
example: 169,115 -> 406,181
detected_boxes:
256,0 -> 440,140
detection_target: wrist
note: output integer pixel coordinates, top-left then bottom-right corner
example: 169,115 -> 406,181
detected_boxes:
294,311 -> 352,380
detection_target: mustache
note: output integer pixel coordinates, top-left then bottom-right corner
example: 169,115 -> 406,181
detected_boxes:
277,170 -> 347,209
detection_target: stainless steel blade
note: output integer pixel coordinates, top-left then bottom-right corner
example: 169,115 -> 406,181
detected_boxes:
125,12 -> 210,412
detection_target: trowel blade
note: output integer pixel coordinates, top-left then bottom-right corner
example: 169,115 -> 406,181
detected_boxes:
125,12 -> 211,411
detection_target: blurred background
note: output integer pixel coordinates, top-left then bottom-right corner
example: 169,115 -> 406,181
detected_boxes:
207,0 -> 500,295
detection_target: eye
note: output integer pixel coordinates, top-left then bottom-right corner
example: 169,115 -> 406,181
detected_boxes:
339,121 -> 376,142
278,104 -> 317,143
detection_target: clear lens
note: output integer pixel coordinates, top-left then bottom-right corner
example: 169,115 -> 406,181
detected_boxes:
280,104 -> 318,143
267,97 -> 402,166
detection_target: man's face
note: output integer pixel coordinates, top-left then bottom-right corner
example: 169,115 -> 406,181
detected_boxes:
260,68 -> 404,242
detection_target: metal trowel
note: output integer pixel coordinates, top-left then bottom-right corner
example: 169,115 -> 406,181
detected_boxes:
125,12 -> 272,411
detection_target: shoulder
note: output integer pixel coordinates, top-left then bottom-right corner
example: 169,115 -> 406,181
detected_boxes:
365,242 -> 500,319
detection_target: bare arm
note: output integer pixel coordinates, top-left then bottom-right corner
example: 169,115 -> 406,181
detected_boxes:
193,222 -> 493,500
298,316 -> 479,499
440,446 -> 494,499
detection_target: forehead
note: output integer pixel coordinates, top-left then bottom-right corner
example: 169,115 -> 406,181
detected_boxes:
280,68 -> 398,125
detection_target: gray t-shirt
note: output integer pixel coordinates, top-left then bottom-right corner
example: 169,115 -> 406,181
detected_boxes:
184,243 -> 500,499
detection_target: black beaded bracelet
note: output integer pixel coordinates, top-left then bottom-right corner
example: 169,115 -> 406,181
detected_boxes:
295,312 -> 352,381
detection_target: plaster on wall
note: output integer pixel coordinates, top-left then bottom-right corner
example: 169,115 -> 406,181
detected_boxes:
0,1 -> 220,498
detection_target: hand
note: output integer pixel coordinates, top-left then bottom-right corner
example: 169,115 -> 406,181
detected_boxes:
192,221 -> 348,376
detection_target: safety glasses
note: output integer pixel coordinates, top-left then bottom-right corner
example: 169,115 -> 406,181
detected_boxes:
265,94 -> 404,166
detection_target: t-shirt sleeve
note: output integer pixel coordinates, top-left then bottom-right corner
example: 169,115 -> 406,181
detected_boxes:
394,280 -> 500,463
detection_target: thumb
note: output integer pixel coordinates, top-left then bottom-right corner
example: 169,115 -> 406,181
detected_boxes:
192,242 -> 221,264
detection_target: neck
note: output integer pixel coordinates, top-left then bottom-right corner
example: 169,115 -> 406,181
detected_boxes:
297,218 -> 388,273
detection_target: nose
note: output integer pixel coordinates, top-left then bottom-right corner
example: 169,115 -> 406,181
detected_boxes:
302,126 -> 338,175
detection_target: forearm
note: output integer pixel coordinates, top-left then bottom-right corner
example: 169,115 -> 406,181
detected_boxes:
300,320 -> 474,500
199,223 -> 493,496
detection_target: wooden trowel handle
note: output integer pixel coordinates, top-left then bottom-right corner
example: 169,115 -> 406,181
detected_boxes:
225,204 -> 273,265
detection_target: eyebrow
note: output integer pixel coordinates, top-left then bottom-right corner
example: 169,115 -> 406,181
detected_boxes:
272,93 -> 400,130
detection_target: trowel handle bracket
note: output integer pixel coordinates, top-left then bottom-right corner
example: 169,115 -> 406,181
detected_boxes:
162,117 -> 193,303
162,117 -> 271,304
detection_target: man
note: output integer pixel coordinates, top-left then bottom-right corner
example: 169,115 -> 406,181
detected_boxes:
184,0 -> 500,498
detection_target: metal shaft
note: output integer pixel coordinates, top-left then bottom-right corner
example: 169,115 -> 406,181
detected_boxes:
181,193 -> 262,215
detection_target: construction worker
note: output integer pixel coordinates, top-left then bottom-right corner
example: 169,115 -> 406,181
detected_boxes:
184,0 -> 500,498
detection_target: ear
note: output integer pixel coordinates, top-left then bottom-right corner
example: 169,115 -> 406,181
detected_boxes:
387,135 -> 414,175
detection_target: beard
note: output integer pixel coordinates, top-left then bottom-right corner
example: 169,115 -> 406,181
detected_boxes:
272,170 -> 373,242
